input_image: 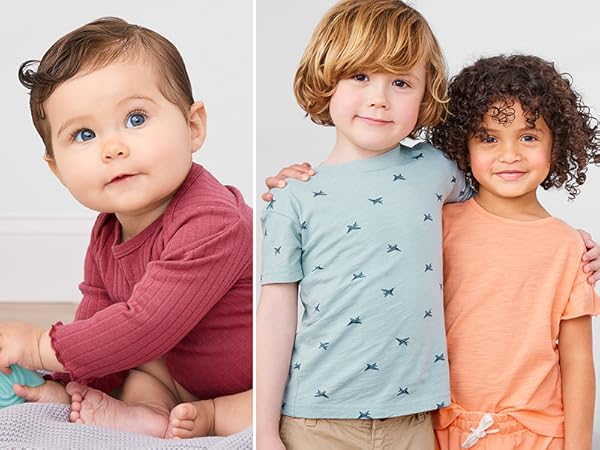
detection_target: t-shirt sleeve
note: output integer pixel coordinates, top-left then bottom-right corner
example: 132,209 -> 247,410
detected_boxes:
446,161 -> 474,204
260,187 -> 303,284
561,260 -> 600,320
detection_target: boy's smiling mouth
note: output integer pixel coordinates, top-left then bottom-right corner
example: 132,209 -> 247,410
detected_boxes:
356,115 -> 393,125
494,170 -> 527,181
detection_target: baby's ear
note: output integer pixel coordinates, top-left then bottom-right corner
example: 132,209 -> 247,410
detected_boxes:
189,101 -> 207,153
44,153 -> 60,178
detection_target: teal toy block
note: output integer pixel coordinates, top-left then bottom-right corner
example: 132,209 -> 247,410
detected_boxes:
0,364 -> 45,408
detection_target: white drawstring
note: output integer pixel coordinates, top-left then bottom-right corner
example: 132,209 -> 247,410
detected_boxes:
461,413 -> 500,448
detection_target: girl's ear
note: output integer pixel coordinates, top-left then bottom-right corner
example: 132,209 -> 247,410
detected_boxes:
44,153 -> 61,179
188,101 -> 207,153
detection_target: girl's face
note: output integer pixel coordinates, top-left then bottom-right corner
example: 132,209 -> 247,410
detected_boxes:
467,101 -> 552,207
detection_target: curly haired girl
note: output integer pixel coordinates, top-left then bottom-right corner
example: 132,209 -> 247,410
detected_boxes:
430,54 -> 600,450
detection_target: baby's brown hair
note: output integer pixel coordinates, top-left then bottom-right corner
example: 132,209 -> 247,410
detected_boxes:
18,17 -> 194,158
294,0 -> 447,138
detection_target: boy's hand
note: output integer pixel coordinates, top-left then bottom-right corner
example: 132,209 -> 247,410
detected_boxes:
262,163 -> 315,202
257,433 -> 287,450
578,230 -> 600,285
0,322 -> 45,374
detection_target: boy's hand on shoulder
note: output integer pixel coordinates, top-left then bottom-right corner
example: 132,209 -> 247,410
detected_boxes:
262,162 -> 315,202
578,229 -> 600,285
0,322 -> 45,373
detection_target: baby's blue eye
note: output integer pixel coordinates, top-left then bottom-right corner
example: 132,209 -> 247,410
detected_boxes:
126,113 -> 146,128
74,129 -> 95,142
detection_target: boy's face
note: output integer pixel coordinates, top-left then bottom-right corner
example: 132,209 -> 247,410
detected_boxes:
468,101 -> 552,204
328,61 -> 426,160
44,60 -> 205,224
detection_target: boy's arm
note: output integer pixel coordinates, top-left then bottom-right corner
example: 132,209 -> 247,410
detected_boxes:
256,282 -> 299,450
559,315 -> 595,450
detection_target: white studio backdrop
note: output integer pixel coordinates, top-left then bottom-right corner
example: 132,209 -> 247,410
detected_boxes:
0,1 -> 253,302
256,0 -> 600,439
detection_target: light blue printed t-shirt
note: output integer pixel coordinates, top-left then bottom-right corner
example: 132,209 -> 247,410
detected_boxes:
260,142 -> 472,419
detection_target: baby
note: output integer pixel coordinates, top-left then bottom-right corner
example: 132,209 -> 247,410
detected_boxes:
0,17 -> 252,438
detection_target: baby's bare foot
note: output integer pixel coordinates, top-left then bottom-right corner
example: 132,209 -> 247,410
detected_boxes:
13,380 -> 70,404
166,401 -> 214,439
66,382 -> 169,437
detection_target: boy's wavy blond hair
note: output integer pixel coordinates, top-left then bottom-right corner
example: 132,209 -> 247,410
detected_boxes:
294,0 -> 447,138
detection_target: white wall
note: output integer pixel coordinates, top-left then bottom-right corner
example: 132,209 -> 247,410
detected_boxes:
0,1 -> 253,302
256,0 -> 600,440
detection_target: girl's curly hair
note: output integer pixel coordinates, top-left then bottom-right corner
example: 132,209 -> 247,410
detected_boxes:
428,54 -> 600,199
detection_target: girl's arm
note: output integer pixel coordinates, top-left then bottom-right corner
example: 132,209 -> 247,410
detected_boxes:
256,282 -> 299,450
559,315 -> 595,450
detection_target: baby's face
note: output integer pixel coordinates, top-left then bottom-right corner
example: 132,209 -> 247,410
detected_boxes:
44,60 -> 203,223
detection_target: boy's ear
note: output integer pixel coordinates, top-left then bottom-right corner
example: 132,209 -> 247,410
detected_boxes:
44,153 -> 60,178
188,101 -> 207,153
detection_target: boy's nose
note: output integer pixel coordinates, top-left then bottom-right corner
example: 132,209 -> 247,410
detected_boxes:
498,142 -> 521,163
367,84 -> 390,109
101,140 -> 130,161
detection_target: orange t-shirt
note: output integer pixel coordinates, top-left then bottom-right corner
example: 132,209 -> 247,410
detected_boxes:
435,199 -> 599,437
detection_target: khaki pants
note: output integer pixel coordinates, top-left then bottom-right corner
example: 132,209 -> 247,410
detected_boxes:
280,413 -> 434,450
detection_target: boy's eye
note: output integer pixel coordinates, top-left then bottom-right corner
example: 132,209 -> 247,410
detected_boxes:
73,129 -> 96,142
353,74 -> 368,82
393,79 -> 408,88
481,136 -> 497,144
126,112 -> 146,128
522,134 -> 537,142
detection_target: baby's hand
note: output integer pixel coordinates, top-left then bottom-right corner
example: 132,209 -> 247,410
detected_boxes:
262,162 -> 315,202
0,322 -> 45,374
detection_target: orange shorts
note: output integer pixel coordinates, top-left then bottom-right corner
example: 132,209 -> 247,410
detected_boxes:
435,411 -> 563,450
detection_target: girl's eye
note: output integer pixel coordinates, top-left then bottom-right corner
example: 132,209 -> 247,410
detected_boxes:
522,134 -> 537,142
126,112 -> 146,128
393,79 -> 408,88
353,73 -> 368,82
481,136 -> 497,144
73,129 -> 96,142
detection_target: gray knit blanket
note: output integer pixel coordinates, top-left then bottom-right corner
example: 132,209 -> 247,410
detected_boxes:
0,403 -> 252,449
